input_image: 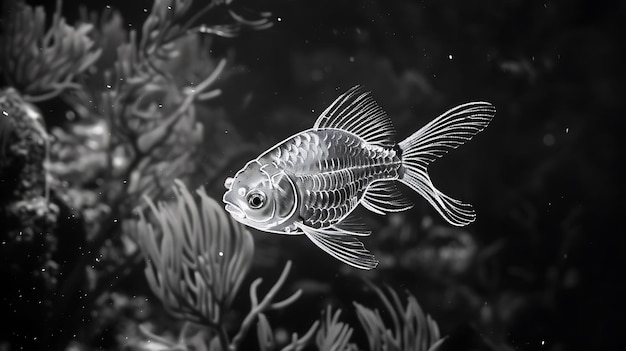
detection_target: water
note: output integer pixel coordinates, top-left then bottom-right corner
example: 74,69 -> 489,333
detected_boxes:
0,0 -> 622,350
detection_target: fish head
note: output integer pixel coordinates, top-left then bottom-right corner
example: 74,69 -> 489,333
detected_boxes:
223,160 -> 297,231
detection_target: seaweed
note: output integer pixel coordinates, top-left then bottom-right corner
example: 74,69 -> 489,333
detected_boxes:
131,180 -> 316,350
0,0 -> 101,102
0,0 -> 275,349
353,284 -> 444,351
132,180 -> 444,351
315,306 -> 358,351
44,1 -> 233,344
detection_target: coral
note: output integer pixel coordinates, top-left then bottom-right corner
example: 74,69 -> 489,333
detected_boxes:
135,180 -> 254,326
354,284 -> 444,351
0,0 -> 101,102
231,261 -> 317,351
132,180 -> 444,351
1,0 -> 275,349
315,306 -> 359,351
256,311 -> 318,351
0,88 -> 62,349
48,0 -> 273,214
132,180 -> 314,351
43,4 -> 225,344
0,88 -> 49,199
0,89 -> 54,268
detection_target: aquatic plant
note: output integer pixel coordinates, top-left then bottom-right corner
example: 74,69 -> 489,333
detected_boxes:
136,180 -> 254,327
0,0 -> 274,348
1,1 -> 446,350
132,180 -> 315,351
315,306 -> 359,351
0,0 -> 101,102
354,284 -> 444,351
255,307 -> 319,351
132,180 -> 445,351
45,4 -> 229,343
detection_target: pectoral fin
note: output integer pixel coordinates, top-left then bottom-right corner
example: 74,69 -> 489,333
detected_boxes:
295,222 -> 378,270
332,212 -> 371,236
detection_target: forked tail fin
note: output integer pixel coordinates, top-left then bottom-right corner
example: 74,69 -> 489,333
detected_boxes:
398,102 -> 496,226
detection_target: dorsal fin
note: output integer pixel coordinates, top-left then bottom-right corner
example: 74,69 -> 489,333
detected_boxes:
313,85 -> 396,147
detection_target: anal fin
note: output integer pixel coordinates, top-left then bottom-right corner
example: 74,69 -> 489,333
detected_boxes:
295,222 -> 378,270
361,181 -> 413,215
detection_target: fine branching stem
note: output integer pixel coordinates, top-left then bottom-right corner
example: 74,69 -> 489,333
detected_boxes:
229,261 -> 300,351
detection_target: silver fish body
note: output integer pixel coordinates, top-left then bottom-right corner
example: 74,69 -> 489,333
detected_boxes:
223,85 -> 496,269
258,129 -> 401,230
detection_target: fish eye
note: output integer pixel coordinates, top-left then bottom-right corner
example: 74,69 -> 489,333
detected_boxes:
246,190 -> 266,209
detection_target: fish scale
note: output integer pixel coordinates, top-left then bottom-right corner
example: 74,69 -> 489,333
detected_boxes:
259,129 -> 401,229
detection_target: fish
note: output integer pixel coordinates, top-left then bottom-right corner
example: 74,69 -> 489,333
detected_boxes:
223,85 -> 495,269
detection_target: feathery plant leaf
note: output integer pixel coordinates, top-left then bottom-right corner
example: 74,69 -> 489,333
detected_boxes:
230,260 -> 316,351
0,0 -> 101,102
353,284 -> 444,351
257,313 -> 276,351
133,180 -> 311,351
134,179 -> 254,326
315,306 -> 359,351
96,1 -> 228,205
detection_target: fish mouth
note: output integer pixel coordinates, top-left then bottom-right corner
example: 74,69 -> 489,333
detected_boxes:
224,203 -> 246,220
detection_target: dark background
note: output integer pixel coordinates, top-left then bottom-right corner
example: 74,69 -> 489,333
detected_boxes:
5,0 -> 625,350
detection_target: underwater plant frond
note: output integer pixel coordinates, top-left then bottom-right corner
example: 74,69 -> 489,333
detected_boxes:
138,0 -> 272,69
139,0 -> 195,63
195,7 -> 274,38
255,284 -> 320,351
94,3 -> 228,203
256,313 -> 275,351
99,56 -> 225,206
133,179 -> 254,326
137,322 -> 190,351
256,309 -> 319,351
47,0 -> 263,208
0,0 -> 102,102
315,306 -> 359,351
353,284 -> 443,351
230,260 -> 303,350
280,320 -> 320,351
